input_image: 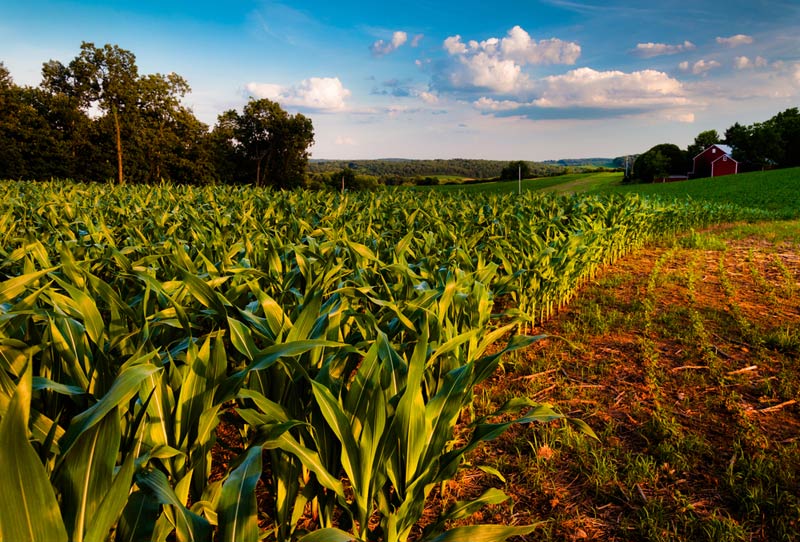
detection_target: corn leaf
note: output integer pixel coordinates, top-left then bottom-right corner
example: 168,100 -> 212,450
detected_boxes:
0,365 -> 68,542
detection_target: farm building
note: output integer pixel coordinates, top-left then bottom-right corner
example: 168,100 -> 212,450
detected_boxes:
691,144 -> 739,178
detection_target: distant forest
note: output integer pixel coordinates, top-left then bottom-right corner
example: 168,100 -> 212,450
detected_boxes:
308,158 -> 567,180
543,157 -> 627,169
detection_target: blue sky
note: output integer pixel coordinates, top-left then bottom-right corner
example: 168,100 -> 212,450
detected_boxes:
2,0 -> 799,160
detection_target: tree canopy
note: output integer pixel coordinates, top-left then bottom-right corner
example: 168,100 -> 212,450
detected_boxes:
632,144 -> 688,182
212,99 -> 314,188
0,43 -> 314,187
500,160 -> 532,181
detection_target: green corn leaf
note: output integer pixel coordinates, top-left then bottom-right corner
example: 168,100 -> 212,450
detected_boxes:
59,364 -> 161,460
438,488 -> 510,523
117,490 -> 161,542
135,468 -> 212,542
425,523 -> 540,542
49,273 -> 105,345
56,410 -> 120,542
218,445 -> 262,542
310,380 -> 362,492
84,450 -> 137,542
0,268 -> 55,304
252,420 -> 345,498
0,365 -> 68,542
32,376 -> 85,396
227,317 -> 259,361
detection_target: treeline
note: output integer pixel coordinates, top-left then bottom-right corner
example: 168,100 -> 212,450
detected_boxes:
0,42 -> 314,186
308,158 -> 565,181
631,107 -> 800,183
543,157 -> 626,169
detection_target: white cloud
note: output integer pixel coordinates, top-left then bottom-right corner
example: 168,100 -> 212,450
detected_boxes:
690,59 -> 721,74
500,26 -> 581,65
473,97 -> 526,111
533,68 -> 690,109
371,31 -> 408,56
679,61 -> 689,71
716,34 -> 754,47
734,56 -> 767,69
634,40 -> 695,58
451,51 -> 528,93
246,77 -> 351,111
418,91 -> 439,104
438,26 -> 579,93
411,34 -> 424,47
444,35 -> 468,55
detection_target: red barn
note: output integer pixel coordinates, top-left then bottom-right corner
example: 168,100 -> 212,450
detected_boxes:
691,144 -> 739,178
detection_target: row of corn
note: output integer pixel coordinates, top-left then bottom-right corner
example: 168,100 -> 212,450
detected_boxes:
0,181 -> 763,542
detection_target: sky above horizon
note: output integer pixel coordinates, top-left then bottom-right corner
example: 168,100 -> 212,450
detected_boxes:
2,0 -> 799,161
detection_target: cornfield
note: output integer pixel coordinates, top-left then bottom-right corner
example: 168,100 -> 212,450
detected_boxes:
0,181 -> 756,542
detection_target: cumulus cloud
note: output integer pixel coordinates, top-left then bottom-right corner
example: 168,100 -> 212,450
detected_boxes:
246,77 -> 351,111
716,34 -> 754,47
689,60 -> 722,74
411,34 -> 424,47
735,55 -> 769,69
448,51 -> 528,93
499,26 -> 581,65
371,31 -> 408,56
444,35 -> 468,55
532,67 -> 690,109
470,68 -> 694,121
634,40 -> 695,58
437,26 -> 580,94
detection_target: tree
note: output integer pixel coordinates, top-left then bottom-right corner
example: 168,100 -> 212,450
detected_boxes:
500,160 -> 531,181
687,129 -> 720,159
53,42 -> 140,184
41,43 -> 212,183
633,144 -> 687,182
769,107 -> 800,168
214,98 -> 314,188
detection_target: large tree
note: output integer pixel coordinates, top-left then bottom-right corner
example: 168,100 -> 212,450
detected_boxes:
40,42 -> 207,184
633,143 -> 688,183
500,160 -> 532,181
214,99 -> 314,188
45,42 -> 140,184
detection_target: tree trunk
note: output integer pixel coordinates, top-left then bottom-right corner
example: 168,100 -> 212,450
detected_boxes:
112,105 -> 124,184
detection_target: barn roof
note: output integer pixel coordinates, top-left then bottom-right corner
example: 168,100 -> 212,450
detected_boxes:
715,144 -> 733,155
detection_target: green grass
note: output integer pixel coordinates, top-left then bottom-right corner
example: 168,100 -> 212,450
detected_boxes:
420,173 -> 608,194
419,167 -> 800,219
594,167 -> 800,219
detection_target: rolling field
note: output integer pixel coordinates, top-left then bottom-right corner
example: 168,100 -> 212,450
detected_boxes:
0,175 -> 797,542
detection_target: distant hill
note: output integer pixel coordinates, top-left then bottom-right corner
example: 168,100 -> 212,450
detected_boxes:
308,158 -> 565,179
